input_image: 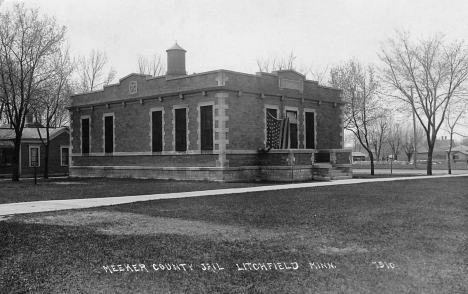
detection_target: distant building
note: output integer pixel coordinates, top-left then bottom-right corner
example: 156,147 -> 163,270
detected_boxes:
417,136 -> 455,162
68,44 -> 352,182
0,118 -> 70,177
447,145 -> 468,163
352,151 -> 367,162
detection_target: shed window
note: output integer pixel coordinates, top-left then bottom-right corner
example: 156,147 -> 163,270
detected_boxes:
61,147 -> 69,166
30,147 -> 39,167
0,148 -> 13,166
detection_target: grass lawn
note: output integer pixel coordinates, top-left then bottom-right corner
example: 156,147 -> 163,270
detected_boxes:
352,174 -> 418,179
0,177 -> 279,204
353,162 -> 468,170
1,177 -> 467,293
0,174 -> 419,204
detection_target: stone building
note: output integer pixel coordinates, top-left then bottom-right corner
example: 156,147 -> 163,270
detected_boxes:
69,44 -> 352,181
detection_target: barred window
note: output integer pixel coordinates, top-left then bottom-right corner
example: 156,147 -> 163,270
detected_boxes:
81,118 -> 90,154
104,115 -> 114,154
200,105 -> 213,150
305,112 -> 315,149
175,108 -> 187,151
152,111 -> 163,152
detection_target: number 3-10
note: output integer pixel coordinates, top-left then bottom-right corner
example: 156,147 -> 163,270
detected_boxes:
371,261 -> 395,269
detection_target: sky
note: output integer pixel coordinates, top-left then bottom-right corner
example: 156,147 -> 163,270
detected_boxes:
1,0 -> 468,137
2,0 -> 468,77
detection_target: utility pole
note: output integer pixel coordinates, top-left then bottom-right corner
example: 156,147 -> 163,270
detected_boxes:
411,87 -> 418,169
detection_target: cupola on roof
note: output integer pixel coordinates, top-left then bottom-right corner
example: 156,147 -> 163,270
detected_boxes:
166,42 -> 187,77
166,43 -> 186,52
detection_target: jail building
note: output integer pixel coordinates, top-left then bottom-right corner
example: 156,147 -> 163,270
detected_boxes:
68,44 -> 352,181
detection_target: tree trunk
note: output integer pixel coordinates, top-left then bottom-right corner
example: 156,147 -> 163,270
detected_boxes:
447,152 -> 452,175
376,146 -> 381,164
11,139 -> 21,181
44,126 -> 50,179
406,152 -> 412,162
369,152 -> 375,175
426,144 -> 434,175
44,142 -> 49,179
447,132 -> 454,175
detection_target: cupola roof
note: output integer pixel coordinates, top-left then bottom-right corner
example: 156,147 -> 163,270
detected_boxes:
166,43 -> 186,52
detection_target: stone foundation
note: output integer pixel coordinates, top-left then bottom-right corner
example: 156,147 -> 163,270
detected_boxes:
70,149 -> 353,182
70,165 -> 317,182
259,166 -> 314,182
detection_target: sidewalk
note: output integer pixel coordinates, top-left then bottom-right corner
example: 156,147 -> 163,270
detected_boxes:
353,168 -> 468,175
1,173 -> 467,217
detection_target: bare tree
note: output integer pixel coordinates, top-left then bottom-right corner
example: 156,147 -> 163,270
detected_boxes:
329,59 -> 382,175
306,62 -> 330,85
33,44 -> 74,178
369,112 -> 391,161
444,99 -> 468,174
345,131 -> 359,150
0,4 -> 66,181
0,101 -> 4,123
401,123 -> 425,162
137,53 -> 165,76
380,31 -> 468,175
77,49 -> 116,92
256,52 -> 302,73
387,121 -> 403,161
256,52 -> 330,84
460,136 -> 468,146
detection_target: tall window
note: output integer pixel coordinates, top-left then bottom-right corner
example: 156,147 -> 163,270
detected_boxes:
30,146 -> 39,167
267,108 -> 278,119
305,111 -> 315,149
152,111 -> 163,152
286,110 -> 298,149
200,105 -> 213,150
175,108 -> 187,151
81,118 -> 90,154
104,115 -> 114,153
61,147 -> 69,166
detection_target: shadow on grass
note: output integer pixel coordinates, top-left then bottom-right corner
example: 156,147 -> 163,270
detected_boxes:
0,221 -> 364,293
1,178 -> 467,293
0,177 -> 284,204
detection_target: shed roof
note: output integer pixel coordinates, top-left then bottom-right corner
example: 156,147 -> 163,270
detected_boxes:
0,127 -> 68,141
452,150 -> 468,155
447,145 -> 468,152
